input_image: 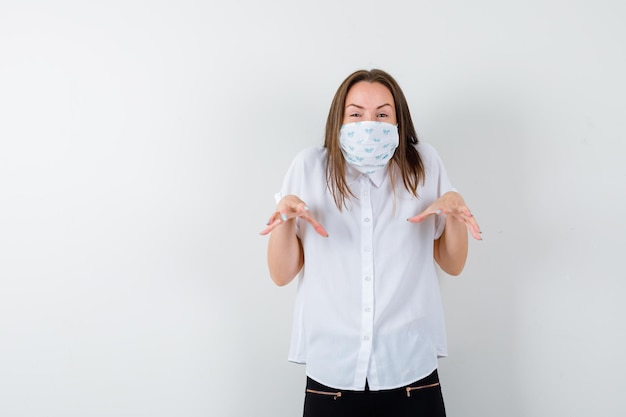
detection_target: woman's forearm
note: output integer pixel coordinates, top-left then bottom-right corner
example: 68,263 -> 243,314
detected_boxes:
434,216 -> 468,276
267,219 -> 304,286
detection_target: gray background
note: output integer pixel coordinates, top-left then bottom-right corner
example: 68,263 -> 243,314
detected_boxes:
1,1 -> 624,416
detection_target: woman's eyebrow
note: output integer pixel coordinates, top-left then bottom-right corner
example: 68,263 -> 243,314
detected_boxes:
345,103 -> 392,109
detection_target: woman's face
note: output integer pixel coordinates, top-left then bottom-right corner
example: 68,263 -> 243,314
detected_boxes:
343,81 -> 397,125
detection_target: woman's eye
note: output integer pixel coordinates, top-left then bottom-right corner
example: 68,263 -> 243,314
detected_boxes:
377,113 -> 388,118
349,113 -> 360,117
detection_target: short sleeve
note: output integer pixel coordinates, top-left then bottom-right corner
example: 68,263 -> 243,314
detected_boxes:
273,147 -> 326,238
418,143 -> 456,240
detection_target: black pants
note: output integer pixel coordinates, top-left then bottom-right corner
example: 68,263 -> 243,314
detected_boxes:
303,370 -> 446,417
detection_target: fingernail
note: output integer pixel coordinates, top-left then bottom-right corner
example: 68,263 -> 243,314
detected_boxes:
304,206 -> 310,211
281,213 -> 287,221
435,209 -> 442,215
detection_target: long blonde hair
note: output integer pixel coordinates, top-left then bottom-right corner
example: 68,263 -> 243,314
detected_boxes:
324,69 -> 425,209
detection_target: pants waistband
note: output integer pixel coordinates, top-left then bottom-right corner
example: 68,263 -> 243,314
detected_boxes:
306,369 -> 440,394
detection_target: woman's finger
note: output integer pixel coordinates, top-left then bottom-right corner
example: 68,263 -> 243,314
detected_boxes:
407,207 -> 441,223
453,210 -> 482,240
259,214 -> 283,235
465,215 -> 482,240
260,203 -> 328,237
299,212 -> 329,237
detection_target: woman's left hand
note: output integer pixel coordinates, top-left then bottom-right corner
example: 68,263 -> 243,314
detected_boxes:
407,191 -> 482,240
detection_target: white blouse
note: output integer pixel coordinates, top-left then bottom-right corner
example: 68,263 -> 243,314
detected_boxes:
277,142 -> 455,391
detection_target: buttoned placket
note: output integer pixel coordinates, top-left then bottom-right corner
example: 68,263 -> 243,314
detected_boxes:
353,175 -> 375,388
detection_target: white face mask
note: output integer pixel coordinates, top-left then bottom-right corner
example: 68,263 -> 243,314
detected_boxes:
339,121 -> 399,174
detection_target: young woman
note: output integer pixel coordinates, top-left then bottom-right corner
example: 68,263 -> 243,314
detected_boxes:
261,69 -> 481,417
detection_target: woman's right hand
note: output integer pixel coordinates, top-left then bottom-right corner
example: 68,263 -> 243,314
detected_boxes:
260,195 -> 328,237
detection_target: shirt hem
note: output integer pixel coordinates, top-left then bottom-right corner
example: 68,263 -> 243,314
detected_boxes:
304,364 -> 441,392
